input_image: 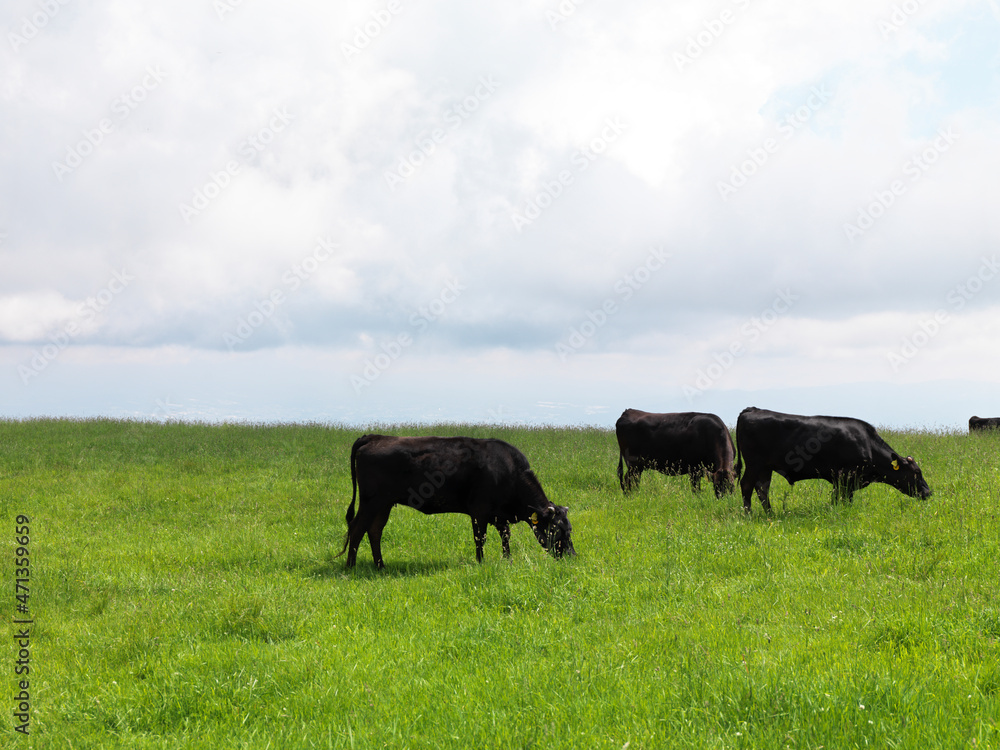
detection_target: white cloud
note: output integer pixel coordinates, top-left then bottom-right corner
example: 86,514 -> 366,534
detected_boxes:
0,292 -> 80,341
1,0 -> 998,422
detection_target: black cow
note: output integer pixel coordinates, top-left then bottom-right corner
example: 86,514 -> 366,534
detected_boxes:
615,409 -> 736,497
969,416 -> 1000,432
735,407 -> 932,513
337,434 -> 575,568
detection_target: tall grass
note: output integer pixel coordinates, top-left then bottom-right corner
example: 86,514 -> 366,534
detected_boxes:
2,419 -> 999,748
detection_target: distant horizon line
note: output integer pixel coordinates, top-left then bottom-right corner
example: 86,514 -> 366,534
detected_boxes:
0,412 -> 984,435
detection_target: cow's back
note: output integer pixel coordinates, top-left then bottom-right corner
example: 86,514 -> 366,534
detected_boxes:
353,434 -> 537,515
618,409 -> 730,467
970,416 -> 1000,431
737,407 -> 883,479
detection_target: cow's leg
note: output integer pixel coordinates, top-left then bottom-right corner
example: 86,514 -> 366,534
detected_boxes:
345,526 -> 363,568
623,460 -> 641,493
366,508 -> 392,570
739,470 -> 756,513
496,521 -> 512,558
471,517 -> 489,562
628,465 -> 641,492
755,472 -> 773,513
740,469 -> 772,513
345,505 -> 375,568
831,473 -> 857,504
689,468 -> 703,493
847,472 -> 861,503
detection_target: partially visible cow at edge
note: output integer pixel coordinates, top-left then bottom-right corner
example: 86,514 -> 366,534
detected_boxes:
615,409 -> 736,497
969,416 -> 1000,432
735,406 -> 932,513
337,434 -> 575,569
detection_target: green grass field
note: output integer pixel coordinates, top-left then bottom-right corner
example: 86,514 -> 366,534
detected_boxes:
2,418 -> 1000,748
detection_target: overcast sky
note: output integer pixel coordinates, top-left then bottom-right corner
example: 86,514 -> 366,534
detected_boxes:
1,0 -> 998,428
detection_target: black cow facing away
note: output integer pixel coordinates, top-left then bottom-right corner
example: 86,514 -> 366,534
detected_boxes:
616,409 -> 736,497
970,416 -> 1000,432
337,434 -> 575,568
735,407 -> 932,513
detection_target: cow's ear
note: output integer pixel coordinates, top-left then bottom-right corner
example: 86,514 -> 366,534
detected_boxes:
890,452 -> 900,471
529,512 -> 539,525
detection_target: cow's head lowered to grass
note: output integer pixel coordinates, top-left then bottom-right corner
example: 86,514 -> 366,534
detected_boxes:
529,504 -> 576,558
884,453 -> 932,499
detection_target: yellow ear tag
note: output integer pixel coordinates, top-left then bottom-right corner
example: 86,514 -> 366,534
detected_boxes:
892,459 -> 899,471
530,512 -> 539,525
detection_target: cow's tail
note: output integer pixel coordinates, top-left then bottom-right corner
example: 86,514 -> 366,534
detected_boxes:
734,419 -> 744,481
617,450 -> 625,491
335,434 -> 368,559
347,436 -> 363,524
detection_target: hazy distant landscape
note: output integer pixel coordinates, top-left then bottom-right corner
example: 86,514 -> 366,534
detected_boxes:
3,353 -> 997,432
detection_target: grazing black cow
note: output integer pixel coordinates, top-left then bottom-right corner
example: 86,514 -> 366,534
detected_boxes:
337,434 -> 575,569
615,409 -> 736,497
735,406 -> 932,513
969,416 -> 1000,432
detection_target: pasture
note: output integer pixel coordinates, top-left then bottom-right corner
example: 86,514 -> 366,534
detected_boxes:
2,418 -> 999,748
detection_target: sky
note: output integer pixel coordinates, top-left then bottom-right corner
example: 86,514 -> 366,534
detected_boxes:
1,0 -> 999,429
